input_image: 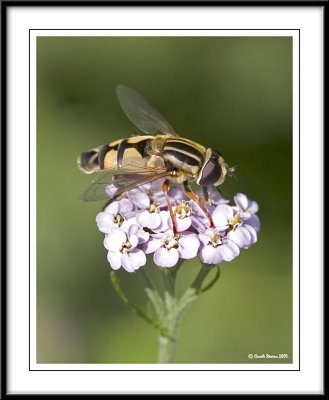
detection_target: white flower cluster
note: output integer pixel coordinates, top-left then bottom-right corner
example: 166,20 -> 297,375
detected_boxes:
96,181 -> 260,273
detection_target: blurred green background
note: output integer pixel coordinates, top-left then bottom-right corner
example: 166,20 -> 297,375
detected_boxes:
37,36 -> 292,364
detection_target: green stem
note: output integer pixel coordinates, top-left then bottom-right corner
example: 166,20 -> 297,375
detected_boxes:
157,268 -> 179,363
110,264 -> 221,364
141,269 -> 167,324
109,271 -> 162,333
198,266 -> 220,294
162,268 -> 176,296
192,264 -> 220,294
157,320 -> 179,363
191,264 -> 212,292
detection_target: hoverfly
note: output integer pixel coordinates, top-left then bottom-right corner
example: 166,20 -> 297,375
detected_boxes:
78,85 -> 234,234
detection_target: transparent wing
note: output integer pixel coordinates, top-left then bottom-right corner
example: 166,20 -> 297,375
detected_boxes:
116,85 -> 179,136
79,157 -> 169,202
80,171 -> 170,202
107,172 -> 169,203
80,171 -> 116,202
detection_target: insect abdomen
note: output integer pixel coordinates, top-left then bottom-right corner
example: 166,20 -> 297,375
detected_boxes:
77,140 -> 119,174
77,137 -> 153,174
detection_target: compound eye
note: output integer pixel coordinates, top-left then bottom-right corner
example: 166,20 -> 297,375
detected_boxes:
198,158 -> 222,186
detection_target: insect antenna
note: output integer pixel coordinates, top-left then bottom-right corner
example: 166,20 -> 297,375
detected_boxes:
228,165 -> 239,181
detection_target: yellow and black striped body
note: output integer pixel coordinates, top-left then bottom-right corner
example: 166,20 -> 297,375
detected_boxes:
162,137 -> 206,180
78,136 -> 154,173
78,135 -> 207,183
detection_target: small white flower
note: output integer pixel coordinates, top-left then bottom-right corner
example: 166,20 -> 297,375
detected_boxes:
173,200 -> 193,232
212,204 -> 257,249
104,225 -> 149,273
96,199 -> 134,234
144,230 -> 200,268
233,193 -> 261,232
198,229 -> 240,265
136,202 -> 162,230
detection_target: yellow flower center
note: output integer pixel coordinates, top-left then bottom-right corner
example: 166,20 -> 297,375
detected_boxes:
149,203 -> 160,214
120,241 -> 132,254
209,232 -> 223,247
176,201 -> 192,219
113,213 -> 125,226
229,213 -> 241,231
163,235 -> 179,250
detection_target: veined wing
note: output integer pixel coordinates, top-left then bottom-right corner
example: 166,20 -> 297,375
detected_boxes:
79,157 -> 170,202
116,85 -> 179,136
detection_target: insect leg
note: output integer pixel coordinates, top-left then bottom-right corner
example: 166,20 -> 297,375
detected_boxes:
162,180 -> 178,236
183,182 -> 215,228
202,186 -> 209,202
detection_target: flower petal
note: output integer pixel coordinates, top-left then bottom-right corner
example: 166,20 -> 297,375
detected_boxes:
127,224 -> 138,236
126,224 -> 149,243
129,190 -> 150,209
217,242 -> 240,261
234,193 -> 249,211
104,201 -> 120,215
120,217 -> 137,232
191,216 -> 208,233
227,226 -> 251,248
175,216 -> 192,232
248,200 -> 259,214
128,234 -> 139,249
137,210 -> 162,230
121,253 -> 135,273
244,225 -> 257,246
104,228 -> 126,252
133,248 -> 147,268
107,251 -> 122,270
119,198 -> 134,214
239,211 -> 252,221
178,233 -> 200,259
157,211 -> 171,232
131,248 -> 147,267
198,232 -> 211,246
121,250 -> 146,272
212,204 -> 233,228
96,212 -> 116,234
143,238 -> 163,254
154,247 -> 179,268
246,214 -> 261,232
138,229 -> 150,243
200,245 -> 222,265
